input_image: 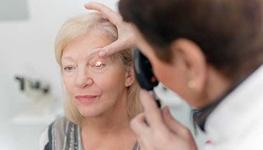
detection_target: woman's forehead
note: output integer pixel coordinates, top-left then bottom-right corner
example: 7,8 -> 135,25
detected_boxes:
61,29 -> 123,65
62,48 -> 120,64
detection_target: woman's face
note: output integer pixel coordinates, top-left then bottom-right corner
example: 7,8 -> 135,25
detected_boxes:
61,31 -> 132,118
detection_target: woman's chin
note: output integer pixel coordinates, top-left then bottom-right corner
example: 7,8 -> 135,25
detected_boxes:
78,107 -> 103,118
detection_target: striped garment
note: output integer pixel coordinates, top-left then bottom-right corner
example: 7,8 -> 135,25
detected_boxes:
40,117 -> 140,150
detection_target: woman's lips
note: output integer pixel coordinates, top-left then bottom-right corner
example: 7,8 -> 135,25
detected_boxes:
75,95 -> 99,103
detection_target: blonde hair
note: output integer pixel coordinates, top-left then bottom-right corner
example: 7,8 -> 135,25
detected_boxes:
55,13 -> 142,124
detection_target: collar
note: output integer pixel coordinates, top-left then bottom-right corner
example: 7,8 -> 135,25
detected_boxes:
193,65 -> 262,131
205,65 -> 263,140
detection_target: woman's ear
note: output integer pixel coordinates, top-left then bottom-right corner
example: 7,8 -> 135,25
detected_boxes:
125,66 -> 135,87
171,38 -> 207,94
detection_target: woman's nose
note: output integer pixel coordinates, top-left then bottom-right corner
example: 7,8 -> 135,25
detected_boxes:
75,69 -> 93,88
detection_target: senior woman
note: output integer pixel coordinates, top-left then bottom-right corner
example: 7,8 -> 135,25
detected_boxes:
40,13 -> 142,150
86,1 -> 263,150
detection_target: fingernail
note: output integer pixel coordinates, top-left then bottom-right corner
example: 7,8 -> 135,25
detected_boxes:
84,4 -> 89,9
140,89 -> 147,94
140,89 -> 151,98
98,50 -> 106,57
163,106 -> 172,118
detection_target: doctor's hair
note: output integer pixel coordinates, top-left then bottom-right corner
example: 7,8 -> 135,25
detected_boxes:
55,13 -> 142,124
119,0 -> 263,81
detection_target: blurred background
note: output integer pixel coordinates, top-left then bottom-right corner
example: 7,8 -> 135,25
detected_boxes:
0,0 -> 203,149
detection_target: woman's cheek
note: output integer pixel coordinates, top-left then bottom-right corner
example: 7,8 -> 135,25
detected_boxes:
93,72 -> 124,91
63,76 -> 75,94
92,75 -> 111,90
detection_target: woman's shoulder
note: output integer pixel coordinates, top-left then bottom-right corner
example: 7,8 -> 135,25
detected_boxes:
40,116 -> 79,150
50,116 -> 73,133
48,116 -> 78,142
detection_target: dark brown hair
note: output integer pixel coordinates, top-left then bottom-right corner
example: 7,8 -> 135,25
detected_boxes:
119,0 -> 263,81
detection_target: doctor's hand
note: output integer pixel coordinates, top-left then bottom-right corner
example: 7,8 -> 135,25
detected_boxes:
131,90 -> 197,150
85,2 -> 136,57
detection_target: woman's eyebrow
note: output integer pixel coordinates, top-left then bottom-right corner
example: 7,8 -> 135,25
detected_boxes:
86,51 -> 107,62
87,50 -> 99,58
61,56 -> 75,62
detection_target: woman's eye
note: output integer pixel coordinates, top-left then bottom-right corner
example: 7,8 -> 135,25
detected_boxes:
92,61 -> 106,69
63,66 -> 75,72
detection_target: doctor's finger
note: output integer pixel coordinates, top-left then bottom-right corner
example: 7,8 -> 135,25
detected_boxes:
162,106 -> 192,136
140,90 -> 168,132
84,2 -> 122,25
130,113 -> 151,137
97,38 -> 129,57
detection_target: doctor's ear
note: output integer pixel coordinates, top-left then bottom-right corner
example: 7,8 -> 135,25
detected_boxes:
170,38 -> 207,92
125,66 -> 135,87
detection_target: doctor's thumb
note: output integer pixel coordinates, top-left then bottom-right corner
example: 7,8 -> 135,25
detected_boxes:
162,106 -> 189,135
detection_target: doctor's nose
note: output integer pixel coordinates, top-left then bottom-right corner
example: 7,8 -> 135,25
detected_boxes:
75,69 -> 94,88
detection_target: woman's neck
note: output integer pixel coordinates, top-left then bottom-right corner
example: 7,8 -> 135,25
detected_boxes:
81,111 -> 130,136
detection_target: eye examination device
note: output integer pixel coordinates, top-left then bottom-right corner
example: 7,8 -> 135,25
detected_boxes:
133,48 -> 161,107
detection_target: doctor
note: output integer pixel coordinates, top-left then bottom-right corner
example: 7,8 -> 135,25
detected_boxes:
85,0 -> 263,149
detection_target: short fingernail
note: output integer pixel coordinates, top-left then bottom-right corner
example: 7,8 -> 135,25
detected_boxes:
99,50 -> 106,57
139,89 -> 148,96
164,106 -> 172,117
162,106 -> 168,115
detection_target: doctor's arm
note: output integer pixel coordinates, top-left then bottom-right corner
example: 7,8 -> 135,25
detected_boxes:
85,2 -> 136,57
